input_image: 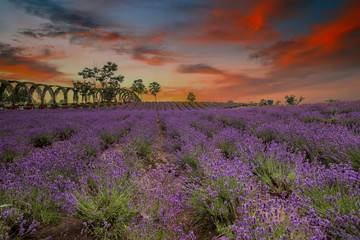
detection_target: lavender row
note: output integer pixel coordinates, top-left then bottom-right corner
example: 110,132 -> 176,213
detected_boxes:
158,102 -> 360,239
0,101 -> 359,239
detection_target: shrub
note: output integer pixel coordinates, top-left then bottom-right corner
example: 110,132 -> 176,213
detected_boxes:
30,133 -> 53,148
74,180 -> 135,239
300,183 -> 360,238
252,154 -> 295,198
132,139 -> 153,158
217,141 -> 237,158
0,149 -> 18,164
256,129 -> 277,144
348,149 -> 360,172
55,127 -> 75,141
0,187 -> 63,239
98,132 -> 119,150
189,175 -> 248,235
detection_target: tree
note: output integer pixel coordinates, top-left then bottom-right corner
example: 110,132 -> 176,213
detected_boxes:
285,95 -> 304,105
78,62 -> 125,102
187,92 -> 196,102
149,82 -> 161,102
72,80 -> 94,103
325,99 -> 339,103
131,79 -> 148,101
259,99 -> 267,106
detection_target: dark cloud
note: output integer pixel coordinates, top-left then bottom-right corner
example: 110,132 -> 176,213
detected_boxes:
19,23 -> 83,39
10,0 -> 113,28
0,42 -> 64,80
169,0 -> 211,13
177,63 -> 224,74
131,45 -> 180,65
0,42 -> 24,57
19,23 -> 131,48
18,30 -> 39,39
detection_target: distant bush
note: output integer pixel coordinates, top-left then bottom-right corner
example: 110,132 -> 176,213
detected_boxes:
325,99 -> 339,103
30,133 -> 53,148
54,127 -> 75,141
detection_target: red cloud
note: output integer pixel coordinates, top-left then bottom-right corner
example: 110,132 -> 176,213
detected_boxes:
185,0 -> 299,44
252,0 -> 360,67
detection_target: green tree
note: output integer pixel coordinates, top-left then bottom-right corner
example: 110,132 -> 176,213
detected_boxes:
285,95 -> 304,105
259,99 -> 267,106
130,79 -> 148,101
78,62 -> 125,102
187,92 -> 196,102
72,80 -> 94,103
325,99 -> 339,103
149,82 -> 161,102
14,88 -> 29,103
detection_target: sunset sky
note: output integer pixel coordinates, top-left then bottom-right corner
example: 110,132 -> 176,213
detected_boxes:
0,0 -> 359,103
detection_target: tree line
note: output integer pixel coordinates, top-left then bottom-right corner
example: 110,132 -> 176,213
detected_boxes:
75,62 -> 161,102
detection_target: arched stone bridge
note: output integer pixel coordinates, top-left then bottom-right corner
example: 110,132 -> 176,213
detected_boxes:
0,79 -> 141,104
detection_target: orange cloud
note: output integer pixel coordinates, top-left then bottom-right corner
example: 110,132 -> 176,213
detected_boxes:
132,45 -> 181,65
0,42 -> 65,82
0,64 -> 64,82
70,29 -> 132,45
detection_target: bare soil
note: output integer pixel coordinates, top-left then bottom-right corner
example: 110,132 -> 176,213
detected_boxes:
29,217 -> 97,240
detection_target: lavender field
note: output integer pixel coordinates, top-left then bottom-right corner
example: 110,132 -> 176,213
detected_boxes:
1,101 -> 359,240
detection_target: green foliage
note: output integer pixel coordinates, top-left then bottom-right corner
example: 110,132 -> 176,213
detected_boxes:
285,95 -> 305,105
78,62 -> 125,102
325,99 -> 339,103
75,180 -> 135,240
178,151 -> 203,173
300,183 -> 360,237
259,99 -> 267,106
148,82 -> 161,101
216,117 -> 246,130
130,79 -> 147,100
0,149 -> 19,164
300,116 -> 321,123
323,108 -> 337,115
72,80 -> 95,103
217,141 -> 237,158
187,92 -> 196,102
14,88 -> 29,103
189,176 -> 246,234
348,149 -> 360,171
98,132 -> 120,150
30,133 -> 53,148
252,155 -> 295,198
132,139 -> 153,158
54,127 -> 75,141
84,144 -> 97,157
0,187 -> 64,239
257,129 -> 277,144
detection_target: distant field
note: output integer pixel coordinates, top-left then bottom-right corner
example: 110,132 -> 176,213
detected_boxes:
0,101 -> 359,239
0,101 -> 247,110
